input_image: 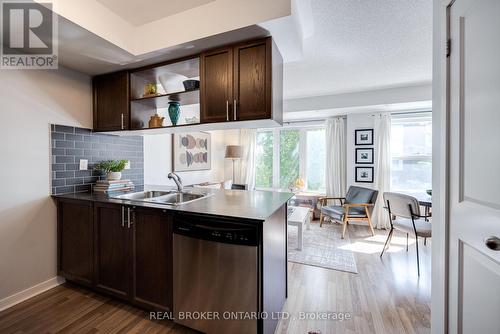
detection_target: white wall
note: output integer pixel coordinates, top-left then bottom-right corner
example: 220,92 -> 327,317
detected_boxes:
144,129 -> 241,187
346,113 -> 377,189
0,68 -> 92,303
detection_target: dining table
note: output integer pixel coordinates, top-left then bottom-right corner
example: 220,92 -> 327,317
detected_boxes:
402,191 -> 432,218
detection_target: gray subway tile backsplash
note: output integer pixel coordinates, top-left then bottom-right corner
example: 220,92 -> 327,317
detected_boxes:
51,125 -> 144,195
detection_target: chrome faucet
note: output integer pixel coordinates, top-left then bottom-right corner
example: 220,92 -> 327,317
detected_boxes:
168,172 -> 183,191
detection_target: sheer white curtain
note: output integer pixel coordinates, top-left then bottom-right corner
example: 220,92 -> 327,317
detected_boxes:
325,118 -> 347,197
373,113 -> 392,229
239,129 -> 256,190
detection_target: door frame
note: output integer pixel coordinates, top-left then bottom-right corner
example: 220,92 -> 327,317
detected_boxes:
432,0 -> 454,333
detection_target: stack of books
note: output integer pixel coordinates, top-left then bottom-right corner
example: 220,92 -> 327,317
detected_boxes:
93,180 -> 134,193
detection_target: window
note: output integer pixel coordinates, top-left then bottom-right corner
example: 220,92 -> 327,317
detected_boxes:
280,130 -> 300,189
306,129 -> 326,191
391,113 -> 432,192
255,131 -> 274,189
254,126 -> 326,193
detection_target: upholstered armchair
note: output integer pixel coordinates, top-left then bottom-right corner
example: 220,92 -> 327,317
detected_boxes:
318,186 -> 379,239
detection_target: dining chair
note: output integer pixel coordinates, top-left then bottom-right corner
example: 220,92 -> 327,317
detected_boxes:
318,186 -> 378,239
379,192 -> 432,276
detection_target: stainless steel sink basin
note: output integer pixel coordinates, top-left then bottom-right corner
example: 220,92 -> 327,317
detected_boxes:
150,192 -> 206,205
113,190 -> 172,201
111,190 -> 211,206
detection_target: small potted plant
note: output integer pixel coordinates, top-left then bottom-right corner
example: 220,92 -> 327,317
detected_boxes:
94,160 -> 128,181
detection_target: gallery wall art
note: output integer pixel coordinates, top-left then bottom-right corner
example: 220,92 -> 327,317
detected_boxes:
354,128 -> 374,183
172,132 -> 211,172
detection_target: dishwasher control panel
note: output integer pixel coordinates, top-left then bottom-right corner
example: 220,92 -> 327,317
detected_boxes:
174,217 -> 259,246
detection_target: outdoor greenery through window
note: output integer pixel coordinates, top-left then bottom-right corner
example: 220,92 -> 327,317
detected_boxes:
254,126 -> 326,193
280,130 -> 300,189
391,113 -> 432,193
255,131 -> 274,188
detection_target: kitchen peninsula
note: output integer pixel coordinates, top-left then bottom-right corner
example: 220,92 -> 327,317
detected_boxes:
53,188 -> 292,334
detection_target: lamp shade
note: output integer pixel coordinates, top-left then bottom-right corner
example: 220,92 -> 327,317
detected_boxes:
294,177 -> 305,189
225,145 -> 242,159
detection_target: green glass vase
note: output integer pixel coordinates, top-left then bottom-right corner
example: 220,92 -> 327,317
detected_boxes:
168,101 -> 180,126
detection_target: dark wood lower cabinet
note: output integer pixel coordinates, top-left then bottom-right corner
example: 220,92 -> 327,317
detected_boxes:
57,199 -> 93,287
132,208 -> 173,311
93,202 -> 131,300
58,200 -> 173,312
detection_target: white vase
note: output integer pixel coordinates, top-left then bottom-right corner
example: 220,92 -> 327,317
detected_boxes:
106,172 -> 122,181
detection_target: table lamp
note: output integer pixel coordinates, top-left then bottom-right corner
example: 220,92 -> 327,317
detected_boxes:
291,177 -> 305,192
225,145 -> 242,182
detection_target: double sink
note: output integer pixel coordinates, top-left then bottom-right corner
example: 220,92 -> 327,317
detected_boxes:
111,190 -> 211,206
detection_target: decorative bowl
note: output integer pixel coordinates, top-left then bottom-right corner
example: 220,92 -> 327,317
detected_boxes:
182,79 -> 200,91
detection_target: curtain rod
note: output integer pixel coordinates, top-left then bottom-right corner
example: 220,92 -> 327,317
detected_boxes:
390,110 -> 432,116
283,116 -> 346,125
283,110 -> 430,124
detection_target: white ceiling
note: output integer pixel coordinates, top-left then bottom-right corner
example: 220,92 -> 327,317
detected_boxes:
50,0 -> 432,114
282,0 -> 433,99
96,0 -> 215,26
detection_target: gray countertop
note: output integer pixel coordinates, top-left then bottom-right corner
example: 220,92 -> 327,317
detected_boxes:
52,187 -> 293,221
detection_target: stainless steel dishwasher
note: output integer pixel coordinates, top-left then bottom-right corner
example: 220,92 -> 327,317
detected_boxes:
173,214 -> 260,334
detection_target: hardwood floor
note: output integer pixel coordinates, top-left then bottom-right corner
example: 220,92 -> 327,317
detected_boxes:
277,223 -> 431,334
0,223 -> 430,334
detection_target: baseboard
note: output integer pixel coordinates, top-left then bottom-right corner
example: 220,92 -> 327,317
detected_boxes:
0,276 -> 65,312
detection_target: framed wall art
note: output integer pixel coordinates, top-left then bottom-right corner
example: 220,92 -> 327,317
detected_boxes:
355,129 -> 374,145
355,148 -> 374,164
355,166 -> 374,183
172,132 -> 211,172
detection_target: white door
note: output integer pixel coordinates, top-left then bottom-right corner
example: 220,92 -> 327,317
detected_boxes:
448,0 -> 500,332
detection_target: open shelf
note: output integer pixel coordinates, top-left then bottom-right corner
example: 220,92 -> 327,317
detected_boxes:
131,89 -> 200,108
129,57 -> 201,130
129,57 -> 200,100
130,57 -> 200,83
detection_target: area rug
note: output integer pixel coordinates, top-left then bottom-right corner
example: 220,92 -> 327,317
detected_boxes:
287,221 -> 358,274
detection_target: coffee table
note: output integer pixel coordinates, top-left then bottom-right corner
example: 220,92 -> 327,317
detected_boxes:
287,206 -> 312,250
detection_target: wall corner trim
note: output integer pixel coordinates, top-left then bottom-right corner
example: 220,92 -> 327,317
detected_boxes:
0,277 -> 65,312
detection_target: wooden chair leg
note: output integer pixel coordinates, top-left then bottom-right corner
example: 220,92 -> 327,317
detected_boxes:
341,217 -> 349,239
319,212 -> 324,227
365,207 -> 375,236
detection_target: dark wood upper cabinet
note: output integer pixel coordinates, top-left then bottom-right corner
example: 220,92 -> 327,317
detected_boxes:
57,199 -> 93,287
94,202 -> 131,300
200,47 -> 233,123
201,37 -> 280,124
92,37 -> 282,132
132,208 -> 173,311
233,39 -> 272,121
93,71 -> 129,131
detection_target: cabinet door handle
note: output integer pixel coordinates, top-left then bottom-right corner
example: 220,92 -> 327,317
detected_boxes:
226,100 -> 229,121
121,206 -> 125,227
121,113 -> 124,130
127,207 -> 131,228
233,99 -> 237,120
